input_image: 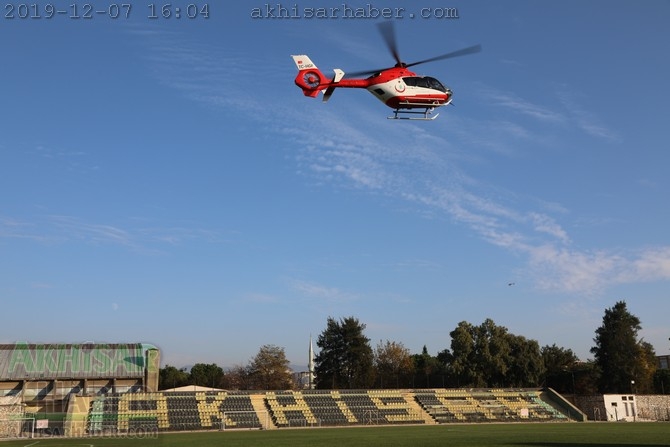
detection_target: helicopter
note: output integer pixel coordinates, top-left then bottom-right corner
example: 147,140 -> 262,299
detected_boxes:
292,22 -> 481,120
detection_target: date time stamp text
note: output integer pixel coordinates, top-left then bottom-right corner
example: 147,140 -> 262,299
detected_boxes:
4,3 -> 210,20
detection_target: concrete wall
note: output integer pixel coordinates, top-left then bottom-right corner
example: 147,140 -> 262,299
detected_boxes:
572,394 -> 670,421
0,395 -> 25,437
635,395 -> 670,421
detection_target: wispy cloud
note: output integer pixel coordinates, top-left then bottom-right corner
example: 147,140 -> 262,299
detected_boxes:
136,226 -> 227,245
445,115 -> 536,157
4,143 -> 99,175
479,85 -> 619,142
528,212 -> 570,244
284,109 -> 670,295
622,247 -> 670,283
525,244 -> 670,295
558,91 -> 620,142
289,279 -> 358,303
486,91 -> 566,123
0,217 -> 52,243
244,293 -> 281,304
132,30 -> 670,296
0,214 -> 227,254
50,215 -> 134,247
527,245 -> 623,294
127,25 -> 271,114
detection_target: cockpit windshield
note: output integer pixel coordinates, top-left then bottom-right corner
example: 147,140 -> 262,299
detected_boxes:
403,76 -> 448,92
425,77 -> 447,92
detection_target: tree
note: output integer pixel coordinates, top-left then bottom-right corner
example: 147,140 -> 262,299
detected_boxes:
591,301 -> 656,393
221,364 -> 251,390
413,346 -> 447,388
572,361 -> 600,395
374,340 -> 415,388
445,319 -> 511,387
506,334 -> 544,387
189,363 -> 225,388
443,319 -> 545,388
541,344 -> 580,393
413,346 -> 442,374
475,318 -> 512,387
635,341 -> 658,394
444,320 -> 479,386
247,344 -> 295,390
314,316 -> 374,389
653,369 -> 670,395
158,365 -> 189,390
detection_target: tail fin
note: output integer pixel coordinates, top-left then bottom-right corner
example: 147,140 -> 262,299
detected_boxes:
292,55 -> 327,98
322,69 -> 344,103
292,55 -> 318,71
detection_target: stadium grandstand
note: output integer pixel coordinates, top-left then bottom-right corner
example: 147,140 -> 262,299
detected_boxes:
4,341 -> 670,439
76,387 -> 581,435
0,339 -> 579,438
0,342 -> 159,437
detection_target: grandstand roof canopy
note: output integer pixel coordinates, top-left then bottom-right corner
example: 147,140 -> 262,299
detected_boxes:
0,343 -> 157,380
162,385 -> 223,392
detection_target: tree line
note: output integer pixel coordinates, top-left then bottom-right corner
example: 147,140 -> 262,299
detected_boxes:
159,301 -> 670,394
159,344 -> 295,391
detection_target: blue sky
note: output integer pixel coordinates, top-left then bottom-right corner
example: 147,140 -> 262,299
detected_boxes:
1,1 -> 669,370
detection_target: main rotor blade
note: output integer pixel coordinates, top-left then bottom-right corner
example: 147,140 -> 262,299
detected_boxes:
378,21 -> 402,66
345,27 -> 481,78
345,67 -> 391,78
405,44 -> 482,68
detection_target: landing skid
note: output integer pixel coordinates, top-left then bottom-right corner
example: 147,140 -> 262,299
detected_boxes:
387,107 -> 439,121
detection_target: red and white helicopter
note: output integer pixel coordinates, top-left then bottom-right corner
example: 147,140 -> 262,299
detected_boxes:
292,23 -> 481,120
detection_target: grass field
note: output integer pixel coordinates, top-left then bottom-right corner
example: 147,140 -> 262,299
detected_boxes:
1,423 -> 668,447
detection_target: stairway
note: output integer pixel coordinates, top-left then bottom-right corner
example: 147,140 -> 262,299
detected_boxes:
403,392 -> 437,425
250,394 -> 275,430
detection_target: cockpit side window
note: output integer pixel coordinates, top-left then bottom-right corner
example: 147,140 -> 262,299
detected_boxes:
402,76 -> 447,92
403,77 -> 418,87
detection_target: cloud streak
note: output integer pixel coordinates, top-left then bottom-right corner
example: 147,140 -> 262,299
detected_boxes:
480,85 -> 619,142
284,110 -> 670,295
134,29 -> 670,296
0,214 -> 227,254
290,278 -> 358,303
487,91 -> 566,123
50,215 -> 134,246
127,25 -> 271,114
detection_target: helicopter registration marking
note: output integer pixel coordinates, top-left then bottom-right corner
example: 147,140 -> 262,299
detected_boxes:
297,63 -> 315,70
